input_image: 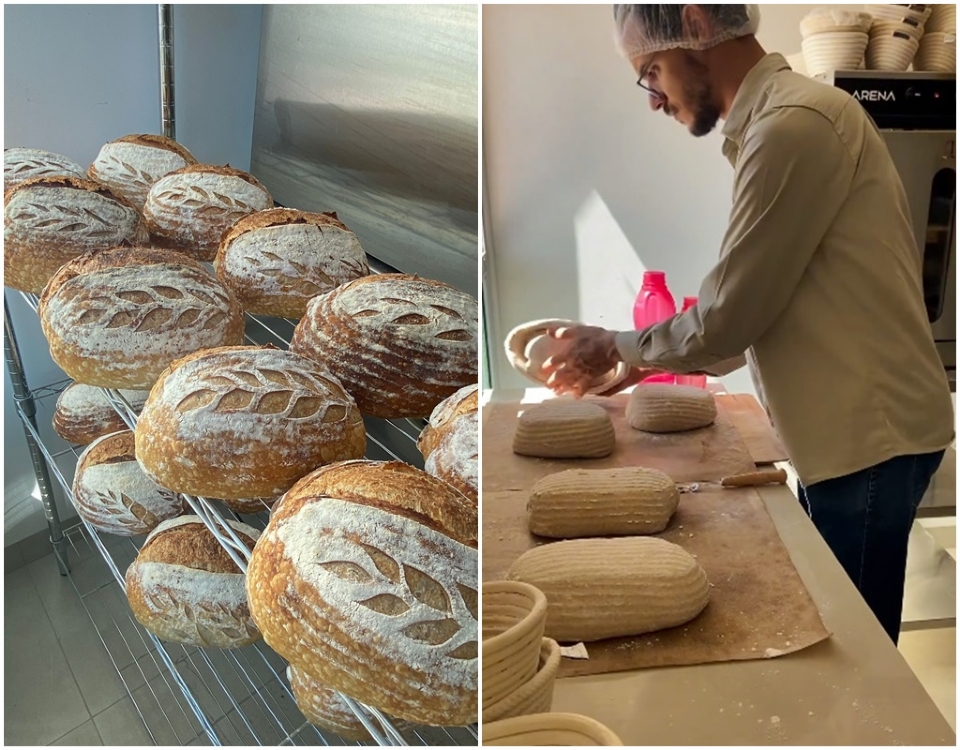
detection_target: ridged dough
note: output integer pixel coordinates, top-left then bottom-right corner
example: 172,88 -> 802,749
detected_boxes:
512,400 -> 615,459
625,384 -> 717,433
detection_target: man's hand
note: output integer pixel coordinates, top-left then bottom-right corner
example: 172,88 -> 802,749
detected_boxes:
540,325 -> 623,397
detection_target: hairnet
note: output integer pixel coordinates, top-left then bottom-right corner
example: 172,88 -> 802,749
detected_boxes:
613,5 -> 761,61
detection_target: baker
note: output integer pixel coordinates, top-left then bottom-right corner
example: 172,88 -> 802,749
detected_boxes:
540,4 -> 954,644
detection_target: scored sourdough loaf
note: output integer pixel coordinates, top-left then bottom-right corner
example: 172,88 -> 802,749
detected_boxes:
143,164 -> 273,261
417,384 -> 478,504
72,430 -> 185,536
512,399 -> 616,459
135,345 -> 366,500
4,176 -> 149,293
88,134 -> 198,209
216,208 -> 370,319
527,467 -> 679,538
4,147 -> 86,191
290,274 -> 478,418
53,383 -> 149,445
507,537 -> 710,642
125,515 -> 262,648
38,246 -> 245,389
246,459 -> 478,726
625,383 -> 717,433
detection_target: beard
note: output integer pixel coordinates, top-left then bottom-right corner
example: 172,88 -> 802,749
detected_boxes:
671,53 -> 721,137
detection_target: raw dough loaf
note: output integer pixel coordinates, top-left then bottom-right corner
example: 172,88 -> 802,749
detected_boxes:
625,384 -> 717,433
4,147 -> 86,191
418,384 -> 478,504
124,515 -> 262,648
142,164 -> 273,261
216,208 -> 370,319
246,460 -> 478,726
135,345 -> 366,500
507,537 -> 710,642
38,245 -> 245,389
53,383 -> 149,445
512,400 -> 615,459
290,273 -> 478,418
88,134 -> 197,209
527,467 -> 679,538
4,176 -> 149,293
72,430 -> 185,536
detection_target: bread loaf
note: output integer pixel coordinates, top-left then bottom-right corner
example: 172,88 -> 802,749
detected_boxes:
4,176 -> 149,293
216,208 -> 370,319
53,383 -> 149,445
625,384 -> 717,433
88,134 -> 197,209
528,467 -> 679,538
290,274 -> 478,418
4,147 -> 86,191
135,345 -> 366,500
125,515 -> 262,648
38,246 -> 245,389
72,430 -> 185,536
418,385 -> 478,504
143,164 -> 273,261
507,537 -> 710,642
246,460 -> 478,726
512,399 -> 615,459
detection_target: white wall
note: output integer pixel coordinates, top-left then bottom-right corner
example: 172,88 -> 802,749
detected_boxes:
3,4 -> 263,546
482,4 -> 838,393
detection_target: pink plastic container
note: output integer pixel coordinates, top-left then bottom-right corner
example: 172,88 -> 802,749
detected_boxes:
676,296 -> 707,388
633,271 -> 676,385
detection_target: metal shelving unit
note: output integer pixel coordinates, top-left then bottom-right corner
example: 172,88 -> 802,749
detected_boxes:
5,289 -> 478,746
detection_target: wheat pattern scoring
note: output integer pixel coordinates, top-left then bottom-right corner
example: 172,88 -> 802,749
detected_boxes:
340,289 -> 478,343
72,283 -> 232,333
175,366 -> 354,423
9,200 -> 128,239
244,248 -> 368,295
154,185 -> 255,213
96,489 -> 159,531
143,588 -> 257,644
106,155 -> 157,186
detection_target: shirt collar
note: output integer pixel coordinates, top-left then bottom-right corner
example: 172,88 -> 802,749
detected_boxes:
720,53 -> 791,145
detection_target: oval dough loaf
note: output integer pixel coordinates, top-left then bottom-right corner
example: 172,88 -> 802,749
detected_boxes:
88,134 -> 197,209
246,460 -> 478,726
38,246 -> 245,389
53,383 -> 149,445
512,400 -> 615,459
528,467 -> 679,538
216,208 -> 370,319
124,515 -> 262,648
507,537 -> 710,642
290,273 -> 478,418
4,176 -> 149,293
418,384 -> 478,504
142,164 -> 273,261
72,430 -> 185,536
4,147 -> 86,191
136,345 -> 367,500
625,384 -> 717,433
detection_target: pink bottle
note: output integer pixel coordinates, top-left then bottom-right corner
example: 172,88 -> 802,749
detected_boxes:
633,271 -> 676,385
676,296 -> 707,388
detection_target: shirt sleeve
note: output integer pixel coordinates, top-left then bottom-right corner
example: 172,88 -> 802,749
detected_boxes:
613,103 -> 857,371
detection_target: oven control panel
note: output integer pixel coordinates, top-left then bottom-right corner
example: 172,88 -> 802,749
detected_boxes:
823,71 -> 955,130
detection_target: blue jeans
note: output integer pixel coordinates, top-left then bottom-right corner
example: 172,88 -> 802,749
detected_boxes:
798,450 -> 945,644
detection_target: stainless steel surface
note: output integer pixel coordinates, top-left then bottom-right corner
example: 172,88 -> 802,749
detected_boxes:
158,4 -> 175,139
249,4 -> 478,296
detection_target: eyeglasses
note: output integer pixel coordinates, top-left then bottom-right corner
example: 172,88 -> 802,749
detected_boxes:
636,57 -> 663,101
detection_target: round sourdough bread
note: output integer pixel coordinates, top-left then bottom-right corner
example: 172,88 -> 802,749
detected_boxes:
4,147 -> 86,191
246,460 -> 478,726
38,246 -> 245,389
135,346 -> 367,500
88,134 -> 197,209
143,164 -> 273,261
72,430 -> 185,536
216,208 -> 370,319
418,384 -> 478,504
4,176 -> 149,293
53,383 -> 150,445
290,274 -> 478,418
125,515 -> 262,648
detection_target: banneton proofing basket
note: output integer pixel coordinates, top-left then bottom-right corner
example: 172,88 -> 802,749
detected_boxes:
482,581 -> 548,706
482,638 -> 561,724
482,713 -> 624,746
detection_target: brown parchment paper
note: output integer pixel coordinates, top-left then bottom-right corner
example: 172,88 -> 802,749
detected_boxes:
482,394 -> 757,492
483,486 -> 831,677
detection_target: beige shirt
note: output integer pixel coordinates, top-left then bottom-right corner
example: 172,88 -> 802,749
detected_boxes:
614,53 -> 954,486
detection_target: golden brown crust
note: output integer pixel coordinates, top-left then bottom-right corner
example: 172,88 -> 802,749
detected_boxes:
138,519 -> 256,574
164,162 -> 270,192
4,174 -> 132,207
113,134 -> 198,164
78,429 -> 137,468
418,387 -> 479,458
219,207 -> 348,248
53,384 -> 145,445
